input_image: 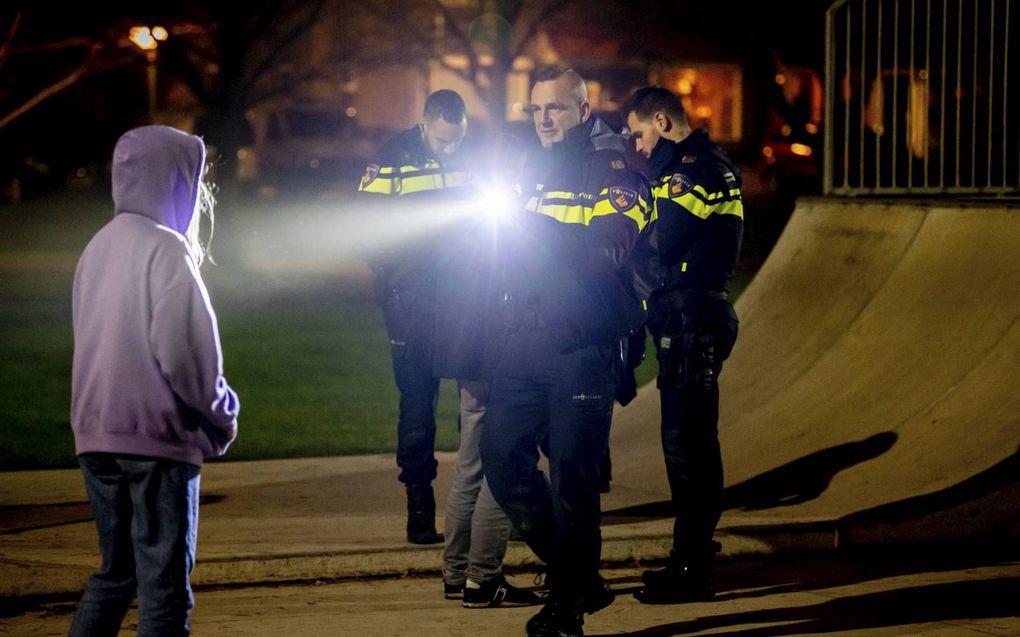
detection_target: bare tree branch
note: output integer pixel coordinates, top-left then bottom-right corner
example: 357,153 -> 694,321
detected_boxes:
247,62 -> 337,106
243,0 -> 327,93
357,2 -> 440,69
4,37 -> 99,58
426,0 -> 482,85
426,0 -> 472,52
0,11 -> 22,65
436,57 -> 475,84
510,0 -> 572,60
0,45 -> 99,130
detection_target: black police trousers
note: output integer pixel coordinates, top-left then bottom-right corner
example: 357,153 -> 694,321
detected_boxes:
652,297 -> 738,562
385,298 -> 440,486
480,342 -> 617,600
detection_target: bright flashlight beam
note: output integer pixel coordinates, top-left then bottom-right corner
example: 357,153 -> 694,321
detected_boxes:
238,187 -> 519,274
476,184 -> 515,220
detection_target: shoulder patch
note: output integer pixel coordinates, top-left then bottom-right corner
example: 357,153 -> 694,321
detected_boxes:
610,159 -> 626,170
608,186 -> 638,212
681,154 -> 697,164
361,163 -> 380,188
669,173 -> 694,197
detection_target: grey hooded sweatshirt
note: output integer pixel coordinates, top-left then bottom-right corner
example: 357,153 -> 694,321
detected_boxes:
71,126 -> 239,465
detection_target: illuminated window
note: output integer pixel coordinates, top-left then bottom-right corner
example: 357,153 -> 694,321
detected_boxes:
657,64 -> 743,143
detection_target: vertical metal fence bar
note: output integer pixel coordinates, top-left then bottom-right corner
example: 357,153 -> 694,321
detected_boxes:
845,4 -> 852,189
825,5 -> 835,194
893,0 -> 900,188
971,0 -> 979,187
910,0 -> 917,192
939,0 -> 947,189
861,0 -> 868,188
1004,0 -> 1011,188
953,0 -> 962,187
988,0 -> 996,188
876,0 -> 883,187
925,0 -> 931,187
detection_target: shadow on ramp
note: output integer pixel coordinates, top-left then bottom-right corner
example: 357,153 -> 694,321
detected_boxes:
603,432 -> 897,524
840,446 -> 1020,545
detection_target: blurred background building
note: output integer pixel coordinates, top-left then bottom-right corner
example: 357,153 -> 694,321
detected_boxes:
0,0 -> 829,206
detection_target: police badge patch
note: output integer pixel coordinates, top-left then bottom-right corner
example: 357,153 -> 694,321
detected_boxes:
669,173 -> 694,197
609,186 -> 637,212
360,163 -> 380,189
610,159 -> 626,170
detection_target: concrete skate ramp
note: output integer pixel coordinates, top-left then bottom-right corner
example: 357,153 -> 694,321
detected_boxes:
608,199 -> 1020,544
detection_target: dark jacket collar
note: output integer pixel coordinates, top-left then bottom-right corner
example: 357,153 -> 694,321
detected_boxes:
545,116 -> 628,159
647,128 -> 709,180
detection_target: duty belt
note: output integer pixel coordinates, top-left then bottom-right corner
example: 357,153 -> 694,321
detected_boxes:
659,288 -> 728,309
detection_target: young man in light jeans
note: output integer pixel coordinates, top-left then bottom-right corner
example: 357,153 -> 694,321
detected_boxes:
442,380 -> 539,607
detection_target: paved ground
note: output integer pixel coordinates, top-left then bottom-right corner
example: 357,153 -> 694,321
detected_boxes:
5,553 -> 1019,636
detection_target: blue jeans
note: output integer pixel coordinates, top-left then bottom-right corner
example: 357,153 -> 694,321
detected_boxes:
69,453 -> 201,637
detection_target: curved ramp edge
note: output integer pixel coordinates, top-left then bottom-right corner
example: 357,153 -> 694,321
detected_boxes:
611,199 -> 1020,543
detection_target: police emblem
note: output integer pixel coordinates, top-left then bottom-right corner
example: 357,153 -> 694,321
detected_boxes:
609,186 -> 637,212
610,159 -> 625,170
360,163 -> 380,188
669,173 -> 694,196
681,154 -> 697,164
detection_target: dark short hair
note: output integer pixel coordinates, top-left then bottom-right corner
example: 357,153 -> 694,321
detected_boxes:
423,89 -> 466,124
623,86 -> 688,124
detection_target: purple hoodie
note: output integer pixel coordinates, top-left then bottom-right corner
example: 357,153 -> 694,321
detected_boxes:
71,126 -> 239,465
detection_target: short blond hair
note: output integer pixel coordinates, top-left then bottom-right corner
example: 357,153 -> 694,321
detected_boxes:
533,65 -> 588,103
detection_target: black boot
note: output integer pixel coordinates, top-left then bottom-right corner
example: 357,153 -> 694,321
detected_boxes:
406,484 -> 443,545
526,596 -> 584,637
634,548 -> 715,604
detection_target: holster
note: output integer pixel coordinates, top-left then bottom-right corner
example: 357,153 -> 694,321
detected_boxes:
655,294 -> 737,391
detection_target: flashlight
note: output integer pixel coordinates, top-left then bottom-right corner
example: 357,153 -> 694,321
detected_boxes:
474,184 -> 517,221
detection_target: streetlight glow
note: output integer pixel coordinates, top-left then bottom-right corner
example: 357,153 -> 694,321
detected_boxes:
129,26 -> 158,51
128,25 -> 168,122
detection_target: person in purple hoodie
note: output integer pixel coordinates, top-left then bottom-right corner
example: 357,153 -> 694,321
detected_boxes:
68,125 -> 239,637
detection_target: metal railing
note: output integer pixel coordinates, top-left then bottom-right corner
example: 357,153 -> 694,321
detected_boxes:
824,0 -> 1018,196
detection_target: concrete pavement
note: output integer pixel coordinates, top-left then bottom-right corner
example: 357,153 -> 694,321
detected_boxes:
0,451 -> 836,599
5,552 -> 1019,636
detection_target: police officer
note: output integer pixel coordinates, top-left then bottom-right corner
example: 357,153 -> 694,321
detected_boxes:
623,86 -> 742,604
358,90 -> 471,544
479,66 -> 650,637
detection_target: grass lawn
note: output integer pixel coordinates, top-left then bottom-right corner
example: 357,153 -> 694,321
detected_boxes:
0,189 -> 674,470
